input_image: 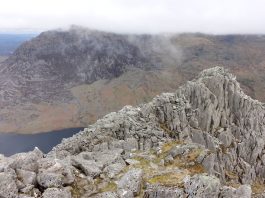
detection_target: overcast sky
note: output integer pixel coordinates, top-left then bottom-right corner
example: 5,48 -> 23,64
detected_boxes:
0,0 -> 265,34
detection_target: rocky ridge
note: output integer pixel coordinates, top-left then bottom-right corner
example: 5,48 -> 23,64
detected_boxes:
0,67 -> 265,197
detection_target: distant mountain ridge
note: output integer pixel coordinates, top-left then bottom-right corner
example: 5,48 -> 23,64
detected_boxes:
0,27 -> 176,104
0,34 -> 36,55
1,26 -> 265,133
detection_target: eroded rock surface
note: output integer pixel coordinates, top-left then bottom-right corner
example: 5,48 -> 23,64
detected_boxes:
1,67 -> 265,197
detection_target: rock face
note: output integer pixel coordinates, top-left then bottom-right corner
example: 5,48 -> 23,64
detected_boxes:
117,169 -> 143,196
1,67 -> 265,197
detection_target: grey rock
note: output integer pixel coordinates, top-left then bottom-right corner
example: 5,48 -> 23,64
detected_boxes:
217,129 -> 233,147
16,169 -> 36,186
19,184 -> 34,194
189,116 -> 199,128
169,143 -> 204,158
0,172 -> 18,198
103,163 -> 126,178
164,154 -> 174,164
169,145 -> 186,157
190,129 -> 206,146
72,157 -> 102,178
184,174 -> 221,198
37,158 -> 74,188
123,138 -> 138,151
9,148 -> 43,172
37,172 -> 63,188
42,187 -> 72,198
18,195 -> 34,198
125,159 -> 140,165
144,186 -> 184,198
235,185 -> 252,198
117,168 -> 143,196
117,189 -> 134,198
202,153 -> 216,175
220,185 -> 251,198
92,149 -> 124,166
16,180 -> 25,191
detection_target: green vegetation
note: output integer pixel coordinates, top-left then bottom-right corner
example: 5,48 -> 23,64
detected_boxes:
147,172 -> 186,187
99,181 -> 117,193
123,140 -> 206,189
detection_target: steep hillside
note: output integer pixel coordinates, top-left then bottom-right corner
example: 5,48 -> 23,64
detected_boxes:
174,34 -> 265,100
1,27 -> 265,133
0,67 -> 264,197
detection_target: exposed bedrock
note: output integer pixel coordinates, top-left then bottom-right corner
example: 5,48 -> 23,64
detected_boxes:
1,67 -> 265,197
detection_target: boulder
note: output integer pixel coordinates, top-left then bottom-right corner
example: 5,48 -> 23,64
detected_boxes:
0,172 -> 18,198
93,149 -> 124,166
220,185 -> 251,198
184,174 -> 221,198
42,187 -> 72,198
144,186 -> 184,198
16,169 -> 36,186
19,184 -> 34,194
117,168 -> 143,196
103,163 -> 126,178
37,158 -> 75,188
72,157 -> 102,178
9,148 -> 43,172
37,172 -> 63,188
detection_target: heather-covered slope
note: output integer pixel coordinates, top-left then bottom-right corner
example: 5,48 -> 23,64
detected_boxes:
0,67 -> 265,197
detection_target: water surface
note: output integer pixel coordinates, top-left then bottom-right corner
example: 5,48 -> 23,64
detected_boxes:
0,128 -> 83,156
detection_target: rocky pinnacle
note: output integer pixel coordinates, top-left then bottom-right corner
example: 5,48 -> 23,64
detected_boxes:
0,66 -> 264,197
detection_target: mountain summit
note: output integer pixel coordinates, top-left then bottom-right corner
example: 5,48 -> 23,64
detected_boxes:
0,67 -> 264,197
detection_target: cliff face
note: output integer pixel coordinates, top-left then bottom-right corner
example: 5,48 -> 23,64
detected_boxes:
0,67 -> 265,197
0,28 -> 149,104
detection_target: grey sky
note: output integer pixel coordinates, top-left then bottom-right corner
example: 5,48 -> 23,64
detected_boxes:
0,0 -> 264,34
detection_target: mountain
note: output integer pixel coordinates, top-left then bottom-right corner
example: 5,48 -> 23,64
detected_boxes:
1,26 -> 265,133
0,67 -> 264,197
0,34 -> 36,55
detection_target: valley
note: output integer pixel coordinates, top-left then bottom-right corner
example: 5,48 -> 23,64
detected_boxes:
1,27 -> 265,133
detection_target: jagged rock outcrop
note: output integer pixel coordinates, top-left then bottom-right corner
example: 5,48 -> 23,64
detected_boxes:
1,67 -> 265,197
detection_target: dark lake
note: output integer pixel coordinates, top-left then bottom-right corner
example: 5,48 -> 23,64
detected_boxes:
0,128 -> 83,156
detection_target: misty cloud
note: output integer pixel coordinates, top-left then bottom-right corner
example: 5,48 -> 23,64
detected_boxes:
0,0 -> 265,34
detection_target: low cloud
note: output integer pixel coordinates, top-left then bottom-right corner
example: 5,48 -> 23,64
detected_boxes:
0,0 -> 265,34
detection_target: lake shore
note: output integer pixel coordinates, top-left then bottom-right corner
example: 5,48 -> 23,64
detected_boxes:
0,127 -> 83,156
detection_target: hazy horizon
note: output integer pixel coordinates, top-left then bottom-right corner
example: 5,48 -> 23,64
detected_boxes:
3,25 -> 265,36
1,0 -> 265,35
